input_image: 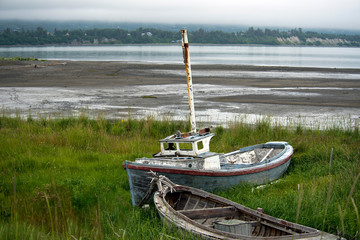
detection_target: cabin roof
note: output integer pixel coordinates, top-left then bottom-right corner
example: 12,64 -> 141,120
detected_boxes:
159,132 -> 215,143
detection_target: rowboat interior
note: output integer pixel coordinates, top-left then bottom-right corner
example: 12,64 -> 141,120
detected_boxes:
165,189 -> 316,237
221,145 -> 285,165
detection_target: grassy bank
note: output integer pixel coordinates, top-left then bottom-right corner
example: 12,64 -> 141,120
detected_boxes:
0,57 -> 40,61
0,115 -> 359,239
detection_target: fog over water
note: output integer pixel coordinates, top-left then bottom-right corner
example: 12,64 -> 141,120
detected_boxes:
1,0 -> 359,30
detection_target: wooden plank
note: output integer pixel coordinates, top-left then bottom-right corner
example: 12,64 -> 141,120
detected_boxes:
203,199 -> 209,208
201,218 -> 209,224
258,225 -> 265,237
172,193 -> 182,210
183,195 -> 191,210
260,220 -> 298,235
175,193 -> 189,210
193,197 -> 201,209
207,201 -> 216,208
188,196 -> 200,209
178,206 -> 237,220
260,148 -> 274,162
195,198 -> 207,209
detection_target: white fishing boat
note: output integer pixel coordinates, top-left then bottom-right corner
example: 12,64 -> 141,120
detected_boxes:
123,29 -> 293,206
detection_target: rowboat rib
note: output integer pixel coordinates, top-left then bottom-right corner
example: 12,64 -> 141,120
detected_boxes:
260,220 -> 299,235
183,195 -> 191,210
193,197 -> 201,209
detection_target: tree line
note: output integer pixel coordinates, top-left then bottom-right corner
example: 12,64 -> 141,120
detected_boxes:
1,27 -> 359,46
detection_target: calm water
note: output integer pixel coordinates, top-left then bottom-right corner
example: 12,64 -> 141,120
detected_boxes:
1,45 -> 360,68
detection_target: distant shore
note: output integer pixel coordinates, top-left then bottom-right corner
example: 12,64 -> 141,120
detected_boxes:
2,43 -> 360,47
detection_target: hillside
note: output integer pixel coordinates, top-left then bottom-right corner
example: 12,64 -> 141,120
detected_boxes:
1,25 -> 360,46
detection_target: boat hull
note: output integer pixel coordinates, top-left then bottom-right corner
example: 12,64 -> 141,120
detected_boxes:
124,143 -> 293,206
153,179 -> 338,240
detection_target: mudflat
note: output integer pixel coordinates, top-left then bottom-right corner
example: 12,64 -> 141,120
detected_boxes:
1,60 -> 360,108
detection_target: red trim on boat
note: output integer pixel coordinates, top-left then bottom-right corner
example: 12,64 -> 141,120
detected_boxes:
124,154 -> 292,177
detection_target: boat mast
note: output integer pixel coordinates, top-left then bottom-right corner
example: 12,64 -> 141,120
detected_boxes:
181,29 -> 197,133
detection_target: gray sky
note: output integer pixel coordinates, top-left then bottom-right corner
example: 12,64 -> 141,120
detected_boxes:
1,0 -> 359,30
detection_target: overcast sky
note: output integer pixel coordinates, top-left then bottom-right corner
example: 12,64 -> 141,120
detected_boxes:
1,0 -> 359,30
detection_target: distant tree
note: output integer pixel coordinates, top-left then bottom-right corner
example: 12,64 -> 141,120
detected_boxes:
0,26 -> 359,46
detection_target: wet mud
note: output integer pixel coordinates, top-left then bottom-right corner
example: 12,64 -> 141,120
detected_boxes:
1,60 -> 359,128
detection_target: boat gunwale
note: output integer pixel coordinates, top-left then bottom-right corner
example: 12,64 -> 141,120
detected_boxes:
124,153 -> 291,177
123,143 -> 293,176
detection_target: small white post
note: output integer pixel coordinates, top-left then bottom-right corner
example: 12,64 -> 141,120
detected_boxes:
181,29 -> 196,133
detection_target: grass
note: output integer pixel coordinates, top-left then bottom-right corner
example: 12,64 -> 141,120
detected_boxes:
0,114 -> 359,239
141,95 -> 158,99
0,57 -> 41,61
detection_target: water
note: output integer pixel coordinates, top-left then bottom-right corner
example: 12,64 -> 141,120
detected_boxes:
150,69 -> 360,80
1,45 -> 360,68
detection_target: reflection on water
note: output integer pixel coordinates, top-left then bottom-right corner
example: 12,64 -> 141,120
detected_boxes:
1,45 -> 360,68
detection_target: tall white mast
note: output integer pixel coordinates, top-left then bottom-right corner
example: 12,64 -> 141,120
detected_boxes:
181,29 -> 196,133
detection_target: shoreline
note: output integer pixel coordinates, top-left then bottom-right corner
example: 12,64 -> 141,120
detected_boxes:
0,60 -> 359,129
2,42 -> 360,48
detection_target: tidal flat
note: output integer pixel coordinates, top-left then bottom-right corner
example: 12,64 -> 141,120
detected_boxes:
1,60 -> 360,129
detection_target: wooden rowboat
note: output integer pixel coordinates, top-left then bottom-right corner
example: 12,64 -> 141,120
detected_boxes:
151,173 -> 338,240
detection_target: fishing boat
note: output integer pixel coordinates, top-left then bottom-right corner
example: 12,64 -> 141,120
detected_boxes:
152,173 -> 338,240
123,29 -> 293,206
124,138 -> 293,206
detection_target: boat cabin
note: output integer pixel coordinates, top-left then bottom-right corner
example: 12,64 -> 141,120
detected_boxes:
158,128 -> 214,157
135,128 -> 221,170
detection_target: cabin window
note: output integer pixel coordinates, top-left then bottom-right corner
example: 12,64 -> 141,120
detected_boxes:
178,143 -> 193,151
163,143 -> 176,150
197,141 -> 204,151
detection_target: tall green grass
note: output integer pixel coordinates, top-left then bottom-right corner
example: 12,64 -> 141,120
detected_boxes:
0,114 -> 359,239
